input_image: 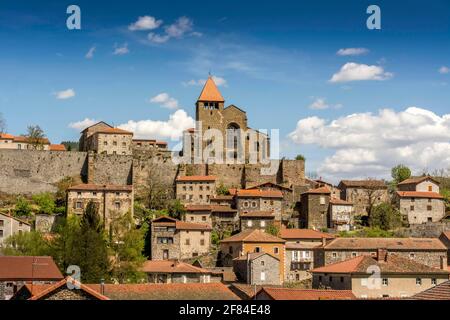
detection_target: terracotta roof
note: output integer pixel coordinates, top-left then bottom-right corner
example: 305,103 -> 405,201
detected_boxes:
441,231 -> 450,241
412,280 -> 450,300
339,180 -> 387,189
210,205 -> 237,213
280,228 -> 334,240
156,141 -> 167,145
176,220 -> 212,231
286,242 -> 323,250
0,133 -> 14,139
396,191 -> 444,199
0,256 -> 63,281
329,198 -> 353,205
221,229 -> 285,243
12,136 -> 50,144
303,186 -> 331,194
176,175 -> 217,182
197,76 -> 225,102
68,183 -> 133,192
185,204 -> 212,212
0,212 -> 31,226
311,254 -> 449,275
80,121 -> 113,133
258,287 -> 356,300
398,176 -> 440,186
236,189 -> 283,198
240,211 -> 275,218
95,127 -> 133,135
49,144 -> 66,151
324,237 -> 447,251
210,195 -> 234,201
29,277 -> 109,300
141,260 -> 210,274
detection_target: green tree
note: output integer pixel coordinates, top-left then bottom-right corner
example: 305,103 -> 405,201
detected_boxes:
216,183 -> 229,196
50,215 -> 80,272
369,203 -> 403,231
167,199 -> 186,220
14,196 -> 33,217
265,224 -> 280,237
25,125 -> 46,150
32,192 -> 56,215
295,154 -> 306,161
391,165 -> 412,186
81,201 -> 103,232
2,231 -> 51,256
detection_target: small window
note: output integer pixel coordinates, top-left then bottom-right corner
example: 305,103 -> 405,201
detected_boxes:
427,205 -> 432,211
251,201 -> 257,208
274,247 -> 279,254
409,253 -> 415,259
0,220 -> 4,227
93,192 -> 97,196
77,192 -> 82,196
200,239 -> 205,246
260,220 -> 266,227
428,186 -> 432,192
260,272 -> 266,281
202,216 -> 206,221
261,260 -> 265,266
114,202 -> 121,210
0,230 -> 3,238
320,196 -> 326,205
416,278 -> 422,286
76,201 -> 83,209
229,246 -> 233,254
185,239 -> 190,245
332,252 -> 337,258
113,141 -> 117,146
247,220 -> 253,227
410,206 -> 415,211
432,278 -> 437,285
351,252 -> 357,258
254,247 -> 261,253
382,278 -> 388,286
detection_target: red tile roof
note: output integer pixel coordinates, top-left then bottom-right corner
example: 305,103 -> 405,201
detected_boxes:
258,287 -> 356,300
176,175 -> 217,182
240,211 -> 275,218
412,280 -> 450,300
185,204 -> 212,212
211,205 -> 237,213
0,133 -> 15,139
12,136 -> 50,144
29,277 -> 109,300
221,229 -> 285,243
0,256 -> 63,281
68,183 -> 133,192
95,127 -> 133,135
141,260 -> 210,274
398,176 -> 440,186
324,237 -> 447,251
303,186 -> 331,194
280,228 -> 334,240
176,221 -> 212,231
236,189 -> 283,198
49,144 -> 66,151
197,76 -> 225,102
211,195 -> 234,201
396,191 -> 444,199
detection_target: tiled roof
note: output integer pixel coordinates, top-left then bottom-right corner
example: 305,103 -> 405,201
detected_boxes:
303,186 -> 331,194
221,229 -> 285,243
80,121 -> 112,133
398,176 -> 440,186
0,212 -> 31,226
176,175 -> 217,182
286,242 -> 323,250
49,144 -> 66,151
0,133 -> 15,139
67,183 -> 133,192
239,211 -> 275,218
312,254 -> 449,275
185,204 -> 212,212
258,287 -> 356,300
210,195 -> 234,201
329,198 -> 353,205
176,220 -> 212,231
29,277 -> 109,300
197,76 -> 225,102
12,136 -> 50,144
0,256 -> 63,281
324,237 -> 447,251
339,180 -> 387,189
211,205 -> 237,213
141,260 -> 210,274
280,228 -> 334,240
412,280 -> 450,300
396,191 -> 444,199
95,127 -> 133,135
236,189 -> 283,198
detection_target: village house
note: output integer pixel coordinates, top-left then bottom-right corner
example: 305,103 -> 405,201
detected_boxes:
233,252 -> 281,285
236,189 -> 283,223
210,195 -> 235,207
239,211 -> 275,232
175,176 -> 217,204
132,139 -> 168,152
151,216 -> 212,260
311,250 -> 449,299
315,179 -> 341,199
0,213 -> 31,246
320,237 -> 448,269
78,121 -> 133,155
219,229 -> 286,284
245,182 -> 294,216
280,228 -> 335,282
439,231 -> 450,266
0,133 -> 51,150
183,204 -> 238,231
0,256 -> 63,300
338,180 -> 389,216
395,176 -> 446,224
412,280 -> 450,300
299,186 -> 331,230
141,260 -> 215,284
66,184 -> 133,229
184,204 -> 213,224
255,287 -> 356,300
328,198 -> 354,231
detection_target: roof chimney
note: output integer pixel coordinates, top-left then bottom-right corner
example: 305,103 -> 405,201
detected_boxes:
377,248 -> 388,262
100,278 -> 105,295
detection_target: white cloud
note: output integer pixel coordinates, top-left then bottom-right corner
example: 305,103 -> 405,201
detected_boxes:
118,109 -> 194,140
113,43 -> 129,55
147,16 -> 194,44
149,92 -> 180,109
337,48 -> 369,56
128,16 -> 163,31
183,76 -> 227,87
439,66 -> 450,74
69,118 -> 97,131
289,107 -> 450,180
85,46 -> 96,59
308,97 -> 342,110
330,62 -> 393,83
54,88 -> 75,100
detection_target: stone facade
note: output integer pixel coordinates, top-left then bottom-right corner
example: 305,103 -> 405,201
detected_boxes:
236,190 -> 283,221
0,134 -> 50,151
0,213 -> 31,246
299,188 -> 330,230
175,176 -> 216,204
338,180 -> 389,216
239,213 -> 275,231
233,253 -> 281,285
328,200 -> 353,231
34,214 -> 62,233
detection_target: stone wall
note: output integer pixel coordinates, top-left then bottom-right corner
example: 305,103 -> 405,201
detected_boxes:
87,152 -> 133,185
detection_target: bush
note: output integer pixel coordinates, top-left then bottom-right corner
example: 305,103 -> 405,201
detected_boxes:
216,183 -> 230,196
32,192 -> 56,215
369,203 -> 403,231
295,154 -> 306,161
14,196 -> 32,217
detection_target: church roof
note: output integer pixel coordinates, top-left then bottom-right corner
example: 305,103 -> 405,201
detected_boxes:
197,76 -> 224,102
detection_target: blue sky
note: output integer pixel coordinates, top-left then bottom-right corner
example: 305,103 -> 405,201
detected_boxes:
1,0 -> 450,182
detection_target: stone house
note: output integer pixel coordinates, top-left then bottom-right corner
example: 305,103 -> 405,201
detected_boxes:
0,256 -> 63,300
395,176 -> 445,225
66,183 -> 133,229
151,216 -> 212,260
132,139 -> 168,152
0,133 -> 50,150
439,231 -> 450,265
0,213 -> 31,246
245,182 -> 294,216
233,252 -> 281,285
175,175 -> 217,204
328,198 -> 354,231
219,229 -> 285,283
311,250 -> 450,299
210,195 -> 235,207
236,189 -> 283,221
183,204 -> 238,231
299,186 -> 331,230
315,179 -> 341,199
338,180 -> 389,216
412,280 -> 450,300
280,228 -> 335,282
184,204 -> 213,224
141,260 -> 215,284
320,237 -> 448,269
239,211 -> 275,231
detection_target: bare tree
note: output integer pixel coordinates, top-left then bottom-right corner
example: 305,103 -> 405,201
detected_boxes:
0,112 -> 6,133
138,162 -> 174,212
25,125 -> 46,150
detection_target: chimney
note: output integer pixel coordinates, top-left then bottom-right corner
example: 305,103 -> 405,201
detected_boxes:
321,237 -> 327,247
441,256 -> 447,270
100,278 -> 105,295
377,248 -> 388,262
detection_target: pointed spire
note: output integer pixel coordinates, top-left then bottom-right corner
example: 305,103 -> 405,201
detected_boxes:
197,76 -> 224,102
